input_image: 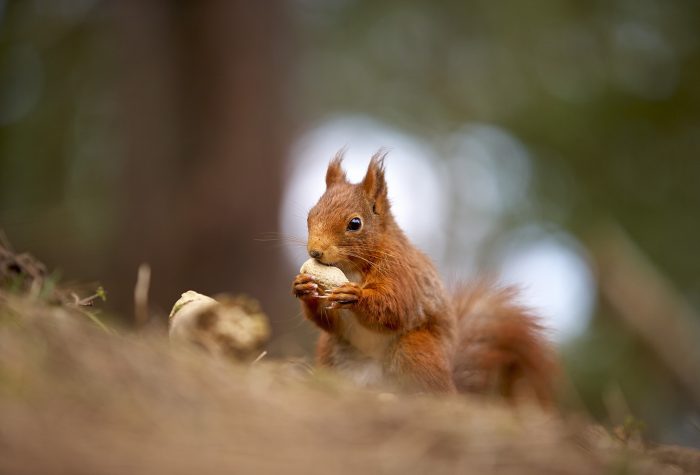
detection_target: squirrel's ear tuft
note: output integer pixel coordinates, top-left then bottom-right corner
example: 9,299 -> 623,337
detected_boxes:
362,149 -> 389,214
325,149 -> 348,187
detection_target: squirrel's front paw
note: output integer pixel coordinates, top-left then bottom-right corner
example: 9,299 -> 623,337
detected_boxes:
327,283 -> 362,309
293,273 -> 319,300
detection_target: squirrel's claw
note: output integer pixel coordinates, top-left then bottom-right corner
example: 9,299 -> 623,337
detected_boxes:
293,273 -> 320,300
326,283 -> 362,308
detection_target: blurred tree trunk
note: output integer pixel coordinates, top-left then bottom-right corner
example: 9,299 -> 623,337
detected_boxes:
111,1 -> 292,325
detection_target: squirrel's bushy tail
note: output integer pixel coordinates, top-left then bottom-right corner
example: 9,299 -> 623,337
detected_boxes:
451,280 -> 558,407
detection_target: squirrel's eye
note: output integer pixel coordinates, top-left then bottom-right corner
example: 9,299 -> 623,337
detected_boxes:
347,217 -> 362,232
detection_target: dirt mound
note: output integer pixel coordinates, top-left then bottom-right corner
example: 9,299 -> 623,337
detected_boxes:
0,240 -> 698,475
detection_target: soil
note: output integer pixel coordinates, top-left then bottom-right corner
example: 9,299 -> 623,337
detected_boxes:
1,242 -> 698,475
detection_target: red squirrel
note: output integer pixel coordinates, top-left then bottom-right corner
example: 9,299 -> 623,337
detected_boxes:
292,151 -> 557,405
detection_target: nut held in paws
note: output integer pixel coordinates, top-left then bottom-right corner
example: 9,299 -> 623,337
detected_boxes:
300,258 -> 349,290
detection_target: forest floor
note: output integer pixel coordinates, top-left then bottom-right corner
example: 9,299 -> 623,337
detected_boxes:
1,243 -> 699,475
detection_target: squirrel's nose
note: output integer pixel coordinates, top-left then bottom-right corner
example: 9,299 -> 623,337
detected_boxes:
309,249 -> 323,259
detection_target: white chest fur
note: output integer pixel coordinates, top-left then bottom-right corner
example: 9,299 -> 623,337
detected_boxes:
333,352 -> 384,387
334,268 -> 395,360
338,309 -> 394,360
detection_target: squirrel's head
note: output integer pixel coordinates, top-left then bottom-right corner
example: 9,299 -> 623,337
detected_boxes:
306,150 -> 395,270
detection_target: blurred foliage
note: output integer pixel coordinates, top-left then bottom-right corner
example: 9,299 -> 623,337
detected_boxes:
294,0 -> 700,295
0,0 -> 699,446
0,0 -> 118,273
292,0 -> 700,445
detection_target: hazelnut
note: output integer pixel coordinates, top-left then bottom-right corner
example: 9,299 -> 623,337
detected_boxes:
299,258 -> 349,290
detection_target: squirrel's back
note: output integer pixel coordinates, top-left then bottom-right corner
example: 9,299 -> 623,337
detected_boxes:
451,280 -> 558,406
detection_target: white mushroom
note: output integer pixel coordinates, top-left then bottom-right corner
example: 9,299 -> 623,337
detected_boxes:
169,291 -> 270,360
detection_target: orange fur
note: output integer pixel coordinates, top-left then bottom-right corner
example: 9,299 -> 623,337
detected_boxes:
293,152 -> 557,403
452,280 -> 558,406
